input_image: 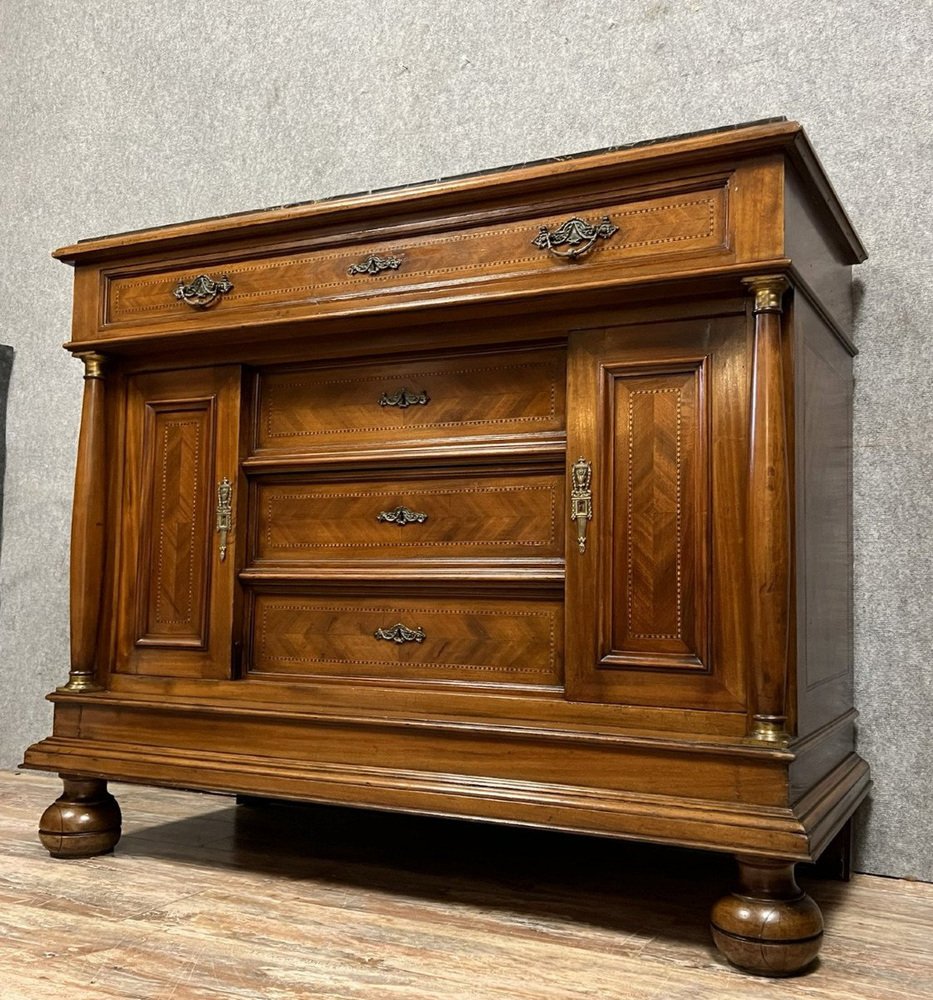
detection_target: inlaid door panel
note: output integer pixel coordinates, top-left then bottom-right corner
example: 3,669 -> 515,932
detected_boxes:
255,346 -> 565,454
565,314 -> 749,712
136,397 -> 214,645
254,469 -> 564,563
608,365 -> 707,669
249,593 -> 563,688
115,366 -> 243,677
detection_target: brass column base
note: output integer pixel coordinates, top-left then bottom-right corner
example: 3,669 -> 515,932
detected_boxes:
56,672 -> 103,694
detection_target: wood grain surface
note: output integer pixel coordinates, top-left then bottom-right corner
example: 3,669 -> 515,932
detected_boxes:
2,771 -> 929,1000
254,469 -> 565,563
255,346 -> 566,454
25,120 -> 871,980
105,181 -> 729,328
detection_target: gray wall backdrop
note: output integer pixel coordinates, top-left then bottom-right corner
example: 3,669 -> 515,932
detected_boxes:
1,0 -> 930,880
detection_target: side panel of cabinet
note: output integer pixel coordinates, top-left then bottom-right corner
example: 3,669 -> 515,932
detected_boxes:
792,294 -> 855,738
115,366 -> 243,678
566,312 -> 749,712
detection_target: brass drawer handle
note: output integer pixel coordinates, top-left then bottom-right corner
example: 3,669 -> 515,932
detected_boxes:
533,216 -> 618,260
379,387 -> 430,408
374,623 -> 426,644
377,506 -> 428,526
348,253 -> 403,276
570,457 -> 593,554
173,274 -> 234,309
216,477 -> 233,561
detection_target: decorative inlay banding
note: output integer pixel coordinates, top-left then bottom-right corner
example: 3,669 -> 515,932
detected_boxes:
263,359 -> 560,439
264,483 -> 559,549
256,604 -> 558,676
109,191 -> 722,320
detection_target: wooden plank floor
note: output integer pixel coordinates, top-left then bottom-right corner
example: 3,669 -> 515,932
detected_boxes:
1,771 -> 931,999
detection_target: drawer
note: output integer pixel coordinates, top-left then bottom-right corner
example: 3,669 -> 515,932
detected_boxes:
249,594 -> 563,687
255,347 -> 565,452
102,178 -> 730,331
255,470 -> 564,562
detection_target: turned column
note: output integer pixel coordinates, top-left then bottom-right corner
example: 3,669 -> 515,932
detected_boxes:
744,276 -> 791,743
41,353 -> 123,858
58,351 -> 107,693
711,856 -> 823,975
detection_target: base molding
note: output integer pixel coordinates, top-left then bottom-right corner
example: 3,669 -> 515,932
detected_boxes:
23,737 -> 869,861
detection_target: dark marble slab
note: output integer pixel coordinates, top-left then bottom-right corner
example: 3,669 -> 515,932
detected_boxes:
79,117 -> 787,244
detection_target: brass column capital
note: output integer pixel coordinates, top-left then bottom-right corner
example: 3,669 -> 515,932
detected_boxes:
743,275 -> 790,314
77,352 -> 106,380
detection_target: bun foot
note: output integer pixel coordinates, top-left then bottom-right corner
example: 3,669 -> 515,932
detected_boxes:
711,856 -> 823,976
39,776 -> 122,858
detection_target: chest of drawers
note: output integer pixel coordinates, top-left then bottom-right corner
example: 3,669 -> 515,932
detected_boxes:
24,119 -> 869,976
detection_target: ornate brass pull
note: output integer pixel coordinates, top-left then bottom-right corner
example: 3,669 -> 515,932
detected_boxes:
347,253 -> 403,276
379,387 -> 429,408
173,274 -> 234,309
216,477 -> 232,561
374,623 -> 426,644
570,457 -> 593,554
377,506 -> 428,526
533,216 -> 618,260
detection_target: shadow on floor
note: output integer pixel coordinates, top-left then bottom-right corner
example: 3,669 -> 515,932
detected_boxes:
116,793 -> 852,957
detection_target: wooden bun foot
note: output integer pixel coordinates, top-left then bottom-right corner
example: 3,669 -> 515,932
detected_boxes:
39,776 -> 122,858
711,856 -> 823,976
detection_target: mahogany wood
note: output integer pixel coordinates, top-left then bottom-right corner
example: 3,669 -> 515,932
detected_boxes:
23,121 -> 869,977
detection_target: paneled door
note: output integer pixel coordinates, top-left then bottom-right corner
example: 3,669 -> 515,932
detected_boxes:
565,313 -> 751,713
114,366 -> 243,678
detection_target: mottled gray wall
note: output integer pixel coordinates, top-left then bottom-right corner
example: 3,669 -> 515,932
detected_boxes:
1,1 -> 930,879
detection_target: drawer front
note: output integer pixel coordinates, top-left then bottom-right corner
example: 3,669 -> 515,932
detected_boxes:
256,471 -> 564,562
103,179 -> 729,329
250,594 -> 563,687
256,348 -> 566,452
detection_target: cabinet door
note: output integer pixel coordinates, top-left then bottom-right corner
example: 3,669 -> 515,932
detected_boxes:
565,316 -> 748,712
114,366 -> 243,678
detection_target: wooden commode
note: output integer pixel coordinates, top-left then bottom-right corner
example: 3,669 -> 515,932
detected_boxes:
23,119 -> 869,976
